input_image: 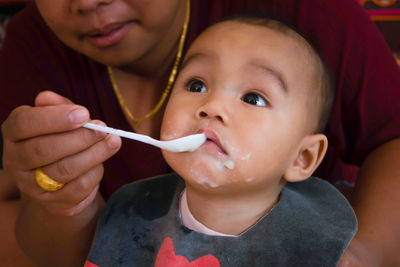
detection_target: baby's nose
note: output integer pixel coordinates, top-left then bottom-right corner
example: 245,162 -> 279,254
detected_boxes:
195,98 -> 229,124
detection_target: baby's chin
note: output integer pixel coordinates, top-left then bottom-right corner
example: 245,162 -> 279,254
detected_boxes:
171,155 -> 238,190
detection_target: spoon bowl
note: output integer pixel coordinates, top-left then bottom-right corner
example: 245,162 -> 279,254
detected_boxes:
83,123 -> 206,152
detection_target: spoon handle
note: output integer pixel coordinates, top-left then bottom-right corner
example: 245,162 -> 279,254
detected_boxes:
82,122 -> 206,152
83,122 -> 162,147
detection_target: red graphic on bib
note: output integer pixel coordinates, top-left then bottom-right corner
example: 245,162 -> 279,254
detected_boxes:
155,237 -> 220,267
84,261 -> 100,267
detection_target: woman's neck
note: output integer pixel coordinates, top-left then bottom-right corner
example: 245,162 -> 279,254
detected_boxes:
109,69 -> 168,136
185,184 -> 282,236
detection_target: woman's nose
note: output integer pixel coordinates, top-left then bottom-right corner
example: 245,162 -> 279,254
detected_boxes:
71,0 -> 113,14
195,97 -> 229,125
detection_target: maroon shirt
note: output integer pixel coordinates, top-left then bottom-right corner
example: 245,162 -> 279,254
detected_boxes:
1,0 -> 400,199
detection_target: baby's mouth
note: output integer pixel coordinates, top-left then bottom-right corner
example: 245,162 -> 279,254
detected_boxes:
200,128 -> 228,156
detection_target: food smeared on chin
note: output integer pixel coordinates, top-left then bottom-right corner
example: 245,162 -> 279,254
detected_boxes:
223,160 -> 234,170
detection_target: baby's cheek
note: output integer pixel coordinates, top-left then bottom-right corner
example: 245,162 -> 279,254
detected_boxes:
160,118 -> 180,140
160,129 -> 180,141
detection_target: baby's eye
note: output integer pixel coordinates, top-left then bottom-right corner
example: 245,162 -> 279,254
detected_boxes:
187,79 -> 207,93
241,93 -> 268,107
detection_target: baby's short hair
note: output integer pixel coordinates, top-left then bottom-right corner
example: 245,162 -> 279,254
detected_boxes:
221,14 -> 335,133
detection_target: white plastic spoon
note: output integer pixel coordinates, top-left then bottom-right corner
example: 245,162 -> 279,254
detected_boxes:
83,122 -> 206,152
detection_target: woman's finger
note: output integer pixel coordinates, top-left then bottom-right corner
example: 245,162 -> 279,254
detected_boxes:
2,104 -> 89,141
40,134 -> 121,184
34,91 -> 74,106
15,164 -> 104,217
3,120 -> 107,171
37,165 -> 105,216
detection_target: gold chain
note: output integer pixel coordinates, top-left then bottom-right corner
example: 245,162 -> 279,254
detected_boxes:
108,0 -> 190,128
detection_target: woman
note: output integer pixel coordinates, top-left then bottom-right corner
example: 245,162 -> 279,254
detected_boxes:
1,0 -> 399,266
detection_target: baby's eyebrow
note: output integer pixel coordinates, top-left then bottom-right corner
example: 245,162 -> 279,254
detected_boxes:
252,63 -> 288,94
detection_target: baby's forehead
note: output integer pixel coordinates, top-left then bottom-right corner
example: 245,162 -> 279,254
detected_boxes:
190,20 -> 313,61
204,19 -> 298,41
201,20 -> 286,40
186,19 -> 316,75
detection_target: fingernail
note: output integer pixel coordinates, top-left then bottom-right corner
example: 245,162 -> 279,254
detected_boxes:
69,108 -> 89,124
107,135 -> 121,149
91,122 -> 107,138
95,129 -> 107,138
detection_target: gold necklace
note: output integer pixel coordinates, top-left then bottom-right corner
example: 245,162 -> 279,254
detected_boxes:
108,0 -> 190,128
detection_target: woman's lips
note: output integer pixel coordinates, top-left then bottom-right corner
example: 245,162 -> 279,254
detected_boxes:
85,22 -> 131,48
200,129 -> 228,155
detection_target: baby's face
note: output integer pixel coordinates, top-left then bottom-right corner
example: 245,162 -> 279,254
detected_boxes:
161,21 -> 316,194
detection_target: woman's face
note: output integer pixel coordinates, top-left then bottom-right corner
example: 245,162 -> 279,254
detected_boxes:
35,0 -> 184,66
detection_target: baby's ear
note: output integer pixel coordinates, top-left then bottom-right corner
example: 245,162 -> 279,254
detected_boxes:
283,134 -> 328,182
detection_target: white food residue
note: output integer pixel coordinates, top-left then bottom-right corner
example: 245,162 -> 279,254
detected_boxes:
223,160 -> 235,170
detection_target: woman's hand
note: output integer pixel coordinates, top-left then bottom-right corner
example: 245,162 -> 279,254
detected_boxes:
341,138 -> 400,267
1,91 -> 121,216
338,237 -> 378,267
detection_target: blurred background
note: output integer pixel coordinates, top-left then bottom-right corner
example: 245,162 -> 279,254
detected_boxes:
360,0 -> 400,65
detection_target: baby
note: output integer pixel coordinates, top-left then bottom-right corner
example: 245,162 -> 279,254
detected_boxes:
86,15 -> 357,267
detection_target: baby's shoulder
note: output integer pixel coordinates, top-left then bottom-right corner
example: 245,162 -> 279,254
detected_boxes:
283,177 -> 357,237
